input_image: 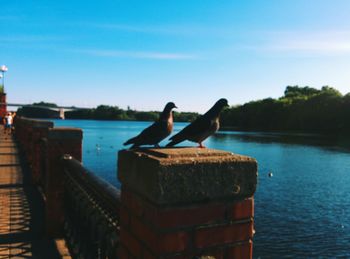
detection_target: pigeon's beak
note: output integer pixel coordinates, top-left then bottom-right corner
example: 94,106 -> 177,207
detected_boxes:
175,105 -> 178,109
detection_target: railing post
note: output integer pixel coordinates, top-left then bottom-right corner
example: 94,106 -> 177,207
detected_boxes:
118,148 -> 258,258
46,127 -> 82,238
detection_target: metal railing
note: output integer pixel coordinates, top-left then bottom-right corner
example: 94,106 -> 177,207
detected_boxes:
14,117 -> 121,258
62,155 -> 120,259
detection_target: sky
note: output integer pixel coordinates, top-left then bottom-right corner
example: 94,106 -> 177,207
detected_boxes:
2,0 -> 350,112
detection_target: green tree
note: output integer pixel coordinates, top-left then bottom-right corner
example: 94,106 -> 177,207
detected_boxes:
221,85 -> 349,134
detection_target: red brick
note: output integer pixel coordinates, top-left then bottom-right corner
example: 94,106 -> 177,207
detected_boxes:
159,231 -> 189,254
163,254 -> 192,259
120,206 -> 130,227
120,228 -> 142,258
166,249 -> 224,259
195,249 -> 224,259
31,127 -> 49,184
130,215 -> 189,254
118,245 -> 130,259
45,132 -> 82,237
195,222 -> 253,249
122,188 -> 228,229
231,198 -> 254,220
142,248 -> 156,259
228,240 -> 253,259
121,188 -> 156,218
150,202 -> 227,229
122,190 -> 254,231
0,93 -> 6,117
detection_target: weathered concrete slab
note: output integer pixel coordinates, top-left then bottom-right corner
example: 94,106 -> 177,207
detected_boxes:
118,147 -> 258,205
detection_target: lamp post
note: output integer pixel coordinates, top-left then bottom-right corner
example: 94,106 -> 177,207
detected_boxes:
0,65 -> 8,91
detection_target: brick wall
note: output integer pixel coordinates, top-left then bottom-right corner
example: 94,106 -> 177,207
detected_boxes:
118,148 -> 257,259
45,128 -> 82,237
0,93 -> 6,119
15,118 -> 83,238
31,121 -> 53,184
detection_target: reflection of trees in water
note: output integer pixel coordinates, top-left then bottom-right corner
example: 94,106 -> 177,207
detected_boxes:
212,131 -> 350,152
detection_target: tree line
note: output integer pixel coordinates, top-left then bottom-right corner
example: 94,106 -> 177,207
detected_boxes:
65,105 -> 199,122
16,85 -> 350,134
220,85 -> 350,134
16,102 -> 199,122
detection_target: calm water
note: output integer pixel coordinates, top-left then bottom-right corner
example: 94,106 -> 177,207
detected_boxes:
53,119 -> 350,258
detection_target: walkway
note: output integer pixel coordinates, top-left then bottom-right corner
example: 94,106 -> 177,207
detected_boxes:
0,130 -> 69,258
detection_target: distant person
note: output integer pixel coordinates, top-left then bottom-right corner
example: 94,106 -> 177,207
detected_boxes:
3,112 -> 13,135
11,112 -> 16,134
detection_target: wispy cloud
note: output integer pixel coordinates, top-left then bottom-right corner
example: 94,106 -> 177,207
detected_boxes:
78,22 -> 227,37
0,36 -> 197,60
69,49 -> 197,60
272,41 -> 350,53
252,30 -> 350,55
89,23 -> 163,33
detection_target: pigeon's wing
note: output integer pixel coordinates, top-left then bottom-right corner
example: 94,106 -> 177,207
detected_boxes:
124,121 -> 159,146
124,121 -> 167,146
136,121 -> 165,144
168,115 -> 212,144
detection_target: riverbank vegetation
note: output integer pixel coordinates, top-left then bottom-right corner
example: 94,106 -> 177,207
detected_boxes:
220,85 -> 350,134
17,86 -> 350,134
65,105 -> 199,122
16,102 -> 199,122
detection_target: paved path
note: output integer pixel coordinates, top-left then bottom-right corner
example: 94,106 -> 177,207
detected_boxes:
0,130 -> 67,258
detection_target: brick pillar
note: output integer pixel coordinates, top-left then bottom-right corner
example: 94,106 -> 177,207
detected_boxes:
15,118 -> 31,154
118,148 -> 258,259
46,127 -> 82,237
24,121 -> 35,165
31,120 -> 53,184
0,93 -> 6,119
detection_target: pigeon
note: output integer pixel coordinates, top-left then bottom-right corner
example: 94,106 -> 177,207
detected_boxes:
123,102 -> 177,148
166,98 -> 229,148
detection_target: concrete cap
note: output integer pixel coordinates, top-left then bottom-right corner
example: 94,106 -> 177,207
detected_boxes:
141,147 -> 233,158
118,148 -> 258,206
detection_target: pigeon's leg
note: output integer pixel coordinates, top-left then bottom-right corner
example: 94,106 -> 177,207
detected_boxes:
198,142 -> 206,148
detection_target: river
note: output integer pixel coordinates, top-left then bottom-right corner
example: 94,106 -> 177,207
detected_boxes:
53,119 -> 350,258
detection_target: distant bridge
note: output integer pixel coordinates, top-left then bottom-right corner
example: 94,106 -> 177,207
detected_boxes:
2,102 -> 90,119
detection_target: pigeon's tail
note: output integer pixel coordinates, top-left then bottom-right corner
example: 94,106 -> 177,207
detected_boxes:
166,133 -> 185,147
166,138 -> 183,147
123,137 -> 137,146
166,140 -> 177,147
130,143 -> 139,149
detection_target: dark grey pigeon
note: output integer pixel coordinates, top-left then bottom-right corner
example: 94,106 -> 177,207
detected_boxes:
123,102 -> 177,148
166,98 -> 228,148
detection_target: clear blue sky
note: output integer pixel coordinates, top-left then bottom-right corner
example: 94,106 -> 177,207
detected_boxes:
2,0 -> 350,112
